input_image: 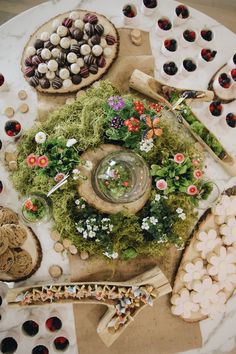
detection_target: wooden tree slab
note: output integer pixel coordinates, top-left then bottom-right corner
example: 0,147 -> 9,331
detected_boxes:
129,69 -> 236,177
7,266 -> 171,347
78,144 -> 152,214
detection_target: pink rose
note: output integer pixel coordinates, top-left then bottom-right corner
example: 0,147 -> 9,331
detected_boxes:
187,185 -> 198,196
174,153 -> 185,164
156,179 -> 168,190
193,169 -> 203,179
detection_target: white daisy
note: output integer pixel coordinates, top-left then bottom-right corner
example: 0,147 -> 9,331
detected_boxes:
66,138 -> 77,147
35,132 -> 46,144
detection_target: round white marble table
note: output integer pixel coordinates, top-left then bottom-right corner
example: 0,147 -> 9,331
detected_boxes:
0,0 -> 236,353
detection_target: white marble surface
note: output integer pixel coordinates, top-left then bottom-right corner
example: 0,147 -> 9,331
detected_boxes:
0,0 -> 236,353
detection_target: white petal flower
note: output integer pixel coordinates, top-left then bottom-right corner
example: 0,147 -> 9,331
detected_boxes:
35,132 -> 46,144
207,246 -> 236,282
89,231 -> 96,238
194,229 -> 221,259
75,199 -> 80,205
220,216 -> 236,246
154,194 -> 161,202
176,208 -> 183,214
181,258 -> 207,289
191,276 -> 220,308
66,138 -> 77,147
103,251 -> 119,259
76,226 -> 84,233
139,138 -> 154,153
150,216 -> 158,225
73,169 -> 80,174
212,195 -> 236,225
219,273 -> 236,292
200,291 -> 226,318
171,288 -> 199,319
179,213 -> 186,220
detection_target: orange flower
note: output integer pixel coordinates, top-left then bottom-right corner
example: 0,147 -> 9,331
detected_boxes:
26,154 -> 37,167
37,155 -> 49,168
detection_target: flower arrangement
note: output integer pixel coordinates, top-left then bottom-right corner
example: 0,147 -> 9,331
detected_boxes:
12,81 -> 212,260
22,195 -> 48,223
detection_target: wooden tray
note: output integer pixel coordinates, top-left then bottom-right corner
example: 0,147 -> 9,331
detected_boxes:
21,10 -> 119,94
129,69 -> 236,176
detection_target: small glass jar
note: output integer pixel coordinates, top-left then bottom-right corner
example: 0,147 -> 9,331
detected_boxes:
92,151 -> 150,204
21,194 -> 51,224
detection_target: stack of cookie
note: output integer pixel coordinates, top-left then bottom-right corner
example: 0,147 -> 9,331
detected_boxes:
0,207 -> 33,280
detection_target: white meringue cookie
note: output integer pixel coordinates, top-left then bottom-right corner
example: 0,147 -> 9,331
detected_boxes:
67,52 -> 77,64
74,19 -> 84,30
59,68 -> 70,80
80,44 -> 91,56
63,79 -> 73,88
92,45 -> 103,57
50,33 -> 60,46
70,63 -> 80,74
52,19 -> 60,31
26,46 -> 36,57
103,47 -> 112,57
60,37 -> 71,49
69,11 -> 80,20
41,48 -> 51,60
77,58 -> 84,67
40,31 -> 50,41
47,59 -> 58,72
100,38 -> 107,48
70,39 -> 78,46
38,63 -> 48,74
51,48 -> 61,58
57,25 -> 68,37
46,71 -> 56,80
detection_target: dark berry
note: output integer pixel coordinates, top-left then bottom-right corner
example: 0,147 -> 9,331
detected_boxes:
158,18 -> 171,30
233,53 -> 236,65
1,337 -> 18,353
183,30 -> 196,42
219,73 -> 231,88
209,101 -> 222,116
22,320 -> 39,336
45,316 -> 62,332
53,337 -> 69,351
175,5 -> 189,18
231,69 -> 236,81
143,0 -> 157,8
201,29 -> 213,41
163,62 -> 178,75
226,113 -> 236,128
183,59 -> 196,72
32,345 -> 49,354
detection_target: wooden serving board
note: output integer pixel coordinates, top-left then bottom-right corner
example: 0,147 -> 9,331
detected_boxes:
172,186 -> 236,322
21,10 -> 119,94
129,69 -> 236,176
0,208 -> 42,282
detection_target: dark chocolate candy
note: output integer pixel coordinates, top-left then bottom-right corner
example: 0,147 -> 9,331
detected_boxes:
84,23 -> 95,37
34,39 -> 44,50
80,66 -> 89,78
25,66 -> 35,77
36,48 -> 43,57
84,54 -> 96,65
97,56 -> 106,68
88,14 -> 98,24
91,35 -> 101,45
89,64 -> 98,74
95,24 -> 104,36
70,44 -> 80,54
83,13 -> 91,23
25,57 -> 33,66
106,35 -> 116,45
52,77 -> 63,89
32,55 -> 43,66
57,53 -> 67,66
71,74 -> 82,85
78,40 -> 87,47
63,17 -> 73,28
73,29 -> 84,41
29,76 -> 39,87
44,41 -> 54,50
35,70 -> 44,79
40,78 -> 50,89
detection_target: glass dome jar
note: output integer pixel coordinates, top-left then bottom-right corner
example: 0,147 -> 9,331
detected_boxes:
92,151 -> 150,203
21,194 -> 51,224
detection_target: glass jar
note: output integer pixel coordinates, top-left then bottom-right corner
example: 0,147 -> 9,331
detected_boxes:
21,194 -> 51,224
92,151 -> 150,203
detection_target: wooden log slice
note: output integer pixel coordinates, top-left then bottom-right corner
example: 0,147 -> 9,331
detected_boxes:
78,144 -> 152,214
21,10 -> 119,94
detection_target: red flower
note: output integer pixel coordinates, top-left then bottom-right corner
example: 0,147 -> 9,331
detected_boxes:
193,169 -> 203,179
133,101 -> 145,115
24,199 -> 33,210
122,181 -> 129,187
174,153 -> 185,164
124,117 -> 140,133
187,185 -> 198,196
156,179 -> 168,190
26,154 -> 37,167
149,103 -> 163,113
37,155 -> 49,168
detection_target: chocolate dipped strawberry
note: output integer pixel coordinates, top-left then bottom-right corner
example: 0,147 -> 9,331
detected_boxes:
226,113 -> 236,128
201,48 -> 217,62
175,5 -> 189,19
209,101 -> 223,116
218,73 -> 231,89
163,61 -> 178,76
158,18 -> 172,31
164,39 -> 177,52
200,29 -> 213,42
183,29 -> 196,42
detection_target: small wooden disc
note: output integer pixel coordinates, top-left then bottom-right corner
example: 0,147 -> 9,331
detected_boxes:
19,103 -> 29,113
62,238 -> 72,249
5,152 -> 18,163
131,29 -> 141,40
80,251 -> 89,260
49,265 -> 62,279
54,242 -> 64,253
50,230 -> 61,242
4,107 -> 14,118
18,90 -> 27,100
65,97 -> 75,105
69,245 -> 78,255
8,161 -> 18,171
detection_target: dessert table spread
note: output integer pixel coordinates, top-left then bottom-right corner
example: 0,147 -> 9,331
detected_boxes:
0,0 -> 236,353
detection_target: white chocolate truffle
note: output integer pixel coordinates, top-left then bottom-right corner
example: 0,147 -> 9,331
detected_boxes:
41,48 -> 51,60
63,79 -> 73,88
83,34 -> 89,41
50,33 -> 60,45
77,58 -> 84,67
87,39 -> 93,47
103,25 -> 110,36
100,38 -> 107,48
59,68 -> 70,80
92,45 -> 103,57
80,44 -> 91,56
67,52 -> 77,63
46,71 -> 55,80
103,47 -> 112,57
57,25 -> 68,37
47,59 -> 58,72
52,19 -> 60,31
74,19 -> 84,30
69,11 -> 80,20
60,37 -> 71,49
38,63 -> 48,74
26,46 -> 36,57
40,31 -> 50,41
51,48 -> 60,58
70,39 -> 77,46
70,63 -> 80,74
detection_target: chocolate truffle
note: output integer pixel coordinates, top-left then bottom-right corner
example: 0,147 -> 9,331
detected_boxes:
44,41 -> 54,50
89,64 -> 98,74
40,78 -> 50,89
32,55 -> 43,66
52,77 -> 63,89
34,39 -> 44,49
29,76 -> 39,87
70,44 -> 80,54
71,74 -> 82,85
84,23 -> 95,37
91,35 -> 101,45
25,66 -> 35,77
97,56 -> 106,68
25,57 -> 33,66
80,66 -> 89,78
88,14 -> 98,24
84,54 -> 96,65
106,34 -> 116,45
73,29 -> 84,41
62,17 -> 73,28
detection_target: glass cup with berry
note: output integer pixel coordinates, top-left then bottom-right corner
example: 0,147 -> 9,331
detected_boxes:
225,113 -> 236,128
141,0 -> 158,16
208,101 -> 224,119
198,48 -> 217,66
21,194 -> 51,224
4,120 -> 22,140
122,4 -> 137,25
229,68 -> 236,87
213,73 -> 233,100
180,29 -> 198,48
227,53 -> 236,70
161,61 -> 178,80
52,332 -> 70,352
156,17 -> 172,37
180,58 -> 197,76
173,4 -> 190,26
161,38 -> 178,57
198,28 -> 214,46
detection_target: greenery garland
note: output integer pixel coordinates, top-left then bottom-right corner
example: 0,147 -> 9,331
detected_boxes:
12,81 -> 212,260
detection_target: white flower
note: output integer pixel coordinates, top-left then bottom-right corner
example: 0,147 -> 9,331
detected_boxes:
219,273 -> 236,292
87,225 -> 92,231
154,194 -> 161,202
220,216 -> 236,246
35,132 -> 46,144
141,222 -> 149,230
139,138 -> 154,153
89,231 -> 96,238
179,213 -> 186,220
191,276 -> 220,308
73,175 -> 79,180
207,246 -> 236,282
76,226 -> 84,233
200,291 -> 226,318
194,229 -> 221,259
176,208 -> 183,214
102,225 -> 108,230
93,226 -> 99,231
83,160 -> 93,171
150,216 -> 158,225
109,224 -> 113,231
171,288 -> 199,319
75,199 -> 80,205
66,138 -> 77,147
73,169 -> 80,175
212,195 -> 236,225
83,231 -> 88,239
103,251 -> 119,259
181,258 -> 207,289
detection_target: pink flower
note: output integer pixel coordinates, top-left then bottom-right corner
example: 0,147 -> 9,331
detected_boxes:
187,185 -> 199,196
37,155 -> 49,168
26,154 -> 37,167
156,179 -> 168,190
192,159 -> 200,166
174,153 -> 185,164
193,169 -> 203,179
54,173 -> 65,182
